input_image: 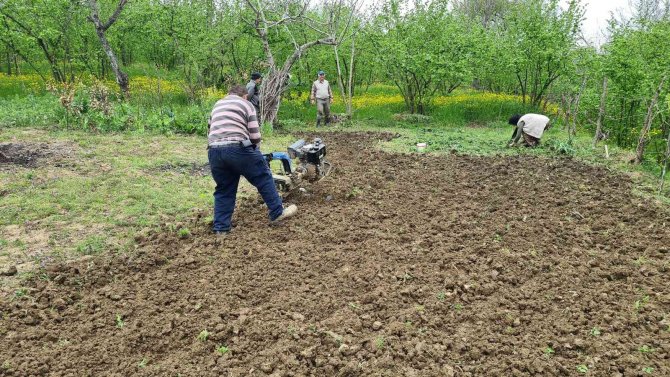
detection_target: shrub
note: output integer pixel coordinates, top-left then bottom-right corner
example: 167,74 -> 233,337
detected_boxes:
545,139 -> 576,156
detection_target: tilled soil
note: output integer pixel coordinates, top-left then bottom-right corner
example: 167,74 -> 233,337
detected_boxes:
149,161 -> 211,177
1,132 -> 670,377
0,142 -> 73,168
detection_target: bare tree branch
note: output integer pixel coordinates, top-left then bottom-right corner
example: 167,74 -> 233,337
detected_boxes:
244,0 -> 358,125
87,0 -> 129,95
102,0 -> 128,31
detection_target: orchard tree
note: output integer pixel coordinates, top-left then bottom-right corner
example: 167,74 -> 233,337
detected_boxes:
243,0 -> 360,126
506,0 -> 584,107
0,0 -> 81,82
87,0 -> 129,96
370,0 -> 475,114
603,20 -> 670,159
452,0 -> 509,28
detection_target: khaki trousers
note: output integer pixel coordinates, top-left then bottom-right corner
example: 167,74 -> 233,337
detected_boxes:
316,98 -> 331,127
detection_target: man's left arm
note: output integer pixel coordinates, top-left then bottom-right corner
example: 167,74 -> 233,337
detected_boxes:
328,82 -> 333,103
247,83 -> 255,99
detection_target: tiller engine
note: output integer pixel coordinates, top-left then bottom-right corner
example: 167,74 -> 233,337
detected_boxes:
263,138 -> 333,192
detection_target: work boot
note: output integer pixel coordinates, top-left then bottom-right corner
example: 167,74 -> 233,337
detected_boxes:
272,204 -> 297,224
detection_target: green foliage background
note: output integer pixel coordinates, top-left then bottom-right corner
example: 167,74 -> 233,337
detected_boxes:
0,0 -> 668,165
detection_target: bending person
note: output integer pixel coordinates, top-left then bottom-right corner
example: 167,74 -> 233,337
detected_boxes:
508,113 -> 551,148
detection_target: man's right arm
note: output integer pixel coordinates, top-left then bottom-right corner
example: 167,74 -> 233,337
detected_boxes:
310,82 -> 316,102
511,121 -> 524,145
247,106 -> 261,144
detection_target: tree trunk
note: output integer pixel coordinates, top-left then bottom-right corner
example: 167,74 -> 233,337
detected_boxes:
660,124 -> 670,193
1,38 -> 45,81
258,38 -> 335,126
5,50 -> 10,75
87,0 -> 129,97
244,0 -> 356,126
561,95 -> 573,132
593,77 -> 608,147
516,72 -> 525,105
346,37 -> 355,116
1,11 -> 65,81
259,69 -> 290,126
635,75 -> 666,164
569,75 -> 588,139
333,44 -> 346,106
94,26 -> 128,95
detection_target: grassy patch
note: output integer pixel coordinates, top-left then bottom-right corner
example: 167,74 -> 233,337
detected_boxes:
0,127 -> 292,271
75,235 -> 108,255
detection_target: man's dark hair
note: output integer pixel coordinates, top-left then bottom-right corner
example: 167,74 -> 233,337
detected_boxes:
508,114 -> 522,126
251,72 -> 262,80
229,85 -> 247,97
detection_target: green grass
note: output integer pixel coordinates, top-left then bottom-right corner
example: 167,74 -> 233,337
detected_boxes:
0,95 -> 60,128
75,236 -> 108,255
0,93 -> 211,134
0,127 -> 292,267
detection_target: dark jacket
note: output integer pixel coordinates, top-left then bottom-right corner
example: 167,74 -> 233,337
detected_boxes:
246,80 -> 260,110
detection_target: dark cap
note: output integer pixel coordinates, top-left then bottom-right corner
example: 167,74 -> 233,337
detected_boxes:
251,72 -> 262,80
318,70 -> 325,76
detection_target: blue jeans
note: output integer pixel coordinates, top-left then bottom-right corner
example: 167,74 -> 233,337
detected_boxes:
208,145 -> 284,232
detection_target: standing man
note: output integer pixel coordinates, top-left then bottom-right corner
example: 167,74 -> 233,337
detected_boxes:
310,70 -> 333,127
507,113 -> 552,148
246,72 -> 262,115
207,85 -> 297,235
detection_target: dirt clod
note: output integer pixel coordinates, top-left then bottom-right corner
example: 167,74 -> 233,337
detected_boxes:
0,265 -> 18,276
0,142 -> 72,168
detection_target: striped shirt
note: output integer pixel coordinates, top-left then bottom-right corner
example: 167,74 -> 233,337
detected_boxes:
208,95 -> 261,145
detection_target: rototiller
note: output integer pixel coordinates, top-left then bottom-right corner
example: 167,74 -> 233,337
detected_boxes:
263,138 -> 332,192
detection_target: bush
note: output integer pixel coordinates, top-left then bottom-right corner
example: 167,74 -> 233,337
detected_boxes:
174,105 -> 208,135
545,139 -> 576,156
0,95 -> 60,128
275,118 -> 308,130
